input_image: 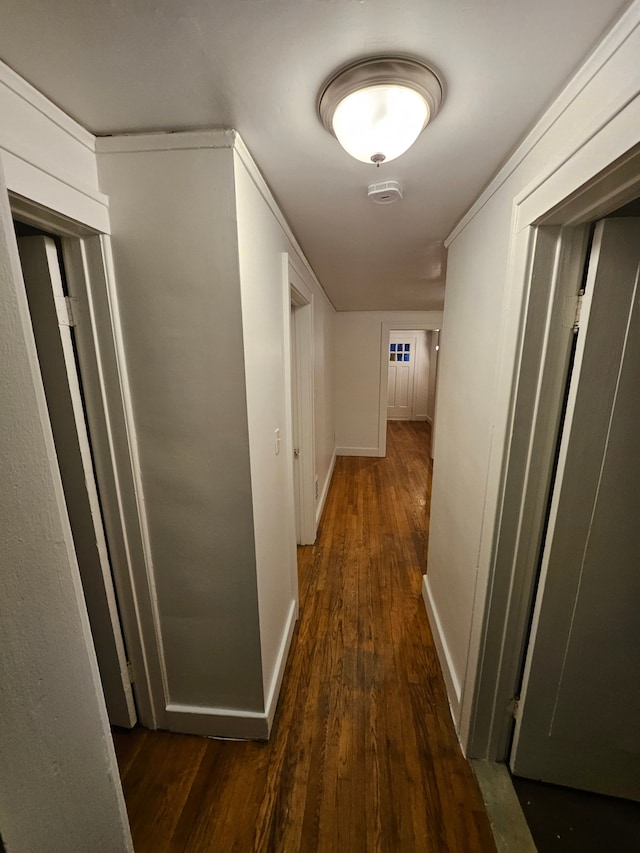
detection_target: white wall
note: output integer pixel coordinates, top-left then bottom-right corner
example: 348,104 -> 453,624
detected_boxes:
97,131 -> 337,737
335,311 -> 443,455
0,71 -> 131,850
425,2 -> 640,744
233,144 -> 336,718
234,152 -> 296,718
97,135 -> 266,734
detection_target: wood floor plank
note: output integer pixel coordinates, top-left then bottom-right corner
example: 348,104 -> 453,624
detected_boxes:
112,421 -> 496,852
118,731 -> 208,851
112,724 -> 148,779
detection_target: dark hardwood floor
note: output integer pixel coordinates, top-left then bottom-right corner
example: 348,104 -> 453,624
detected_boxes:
113,421 -> 496,852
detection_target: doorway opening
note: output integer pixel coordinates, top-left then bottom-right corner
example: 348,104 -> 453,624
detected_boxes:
287,258 -> 315,545
377,320 -> 441,458
466,142 -> 640,809
9,195 -> 161,732
510,215 -> 640,788
386,329 -> 439,426
14,220 -> 137,728
504,203 -> 640,847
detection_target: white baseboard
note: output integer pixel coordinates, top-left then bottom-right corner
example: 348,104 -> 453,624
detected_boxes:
264,598 -> 297,734
164,702 -> 270,740
316,450 -> 336,528
165,598 -> 299,741
422,575 -> 462,727
336,446 -> 380,457
387,415 -> 431,422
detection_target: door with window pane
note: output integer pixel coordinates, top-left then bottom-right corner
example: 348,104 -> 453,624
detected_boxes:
387,333 -> 417,419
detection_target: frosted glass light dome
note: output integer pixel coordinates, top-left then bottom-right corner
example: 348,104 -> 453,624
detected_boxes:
319,57 -> 443,166
332,84 -> 430,165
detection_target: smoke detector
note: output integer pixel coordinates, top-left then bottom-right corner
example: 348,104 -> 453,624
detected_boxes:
368,180 -> 403,205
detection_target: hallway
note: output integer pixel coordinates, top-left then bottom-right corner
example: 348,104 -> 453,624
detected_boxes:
113,421 -> 496,852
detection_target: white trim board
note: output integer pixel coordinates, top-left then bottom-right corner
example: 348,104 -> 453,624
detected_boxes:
316,449 -> 337,529
264,598 -> 297,734
0,60 -> 95,150
165,703 -> 270,741
96,235 -> 169,727
336,446 -> 379,457
95,128 -> 235,154
0,60 -> 108,228
3,150 -> 109,225
10,192 -> 101,237
3,151 -> 109,235
423,575 -> 462,726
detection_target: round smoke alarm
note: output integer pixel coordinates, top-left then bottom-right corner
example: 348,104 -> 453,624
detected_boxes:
368,180 -> 403,204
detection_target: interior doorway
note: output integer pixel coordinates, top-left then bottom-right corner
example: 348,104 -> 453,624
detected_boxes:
465,141 -> 640,809
509,215 -> 640,848
288,260 -> 316,545
378,321 -> 441,457
510,216 -> 640,799
8,197 -> 162,732
387,329 -> 438,423
14,222 -> 137,728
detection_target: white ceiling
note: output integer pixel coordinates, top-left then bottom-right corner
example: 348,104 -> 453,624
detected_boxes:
0,0 -> 632,310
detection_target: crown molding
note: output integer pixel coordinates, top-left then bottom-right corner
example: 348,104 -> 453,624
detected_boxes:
95,128 -> 235,154
446,1 -> 640,247
0,59 -> 95,151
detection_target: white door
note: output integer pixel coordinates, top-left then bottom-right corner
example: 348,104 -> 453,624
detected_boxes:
510,219 -> 640,799
387,333 -> 417,419
18,235 -> 137,728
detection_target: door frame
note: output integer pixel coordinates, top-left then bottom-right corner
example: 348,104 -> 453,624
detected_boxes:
509,218 -> 640,795
283,254 -> 316,545
18,233 -> 137,727
387,331 -> 420,421
9,194 -> 163,729
462,141 -> 640,760
377,321 -> 441,457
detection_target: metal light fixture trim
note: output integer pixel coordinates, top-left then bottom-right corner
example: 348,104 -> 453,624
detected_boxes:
318,56 -> 443,165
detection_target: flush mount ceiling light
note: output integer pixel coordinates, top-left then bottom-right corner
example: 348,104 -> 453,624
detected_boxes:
318,56 -> 443,166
